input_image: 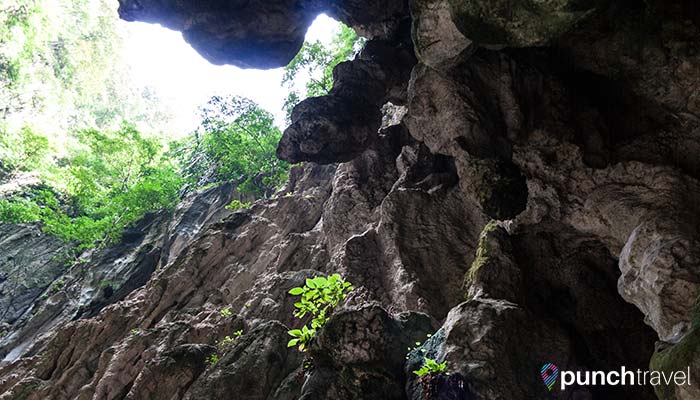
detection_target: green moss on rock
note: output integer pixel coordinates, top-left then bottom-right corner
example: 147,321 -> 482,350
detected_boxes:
447,0 -> 601,46
650,294 -> 700,400
466,158 -> 528,221
463,220 -> 499,291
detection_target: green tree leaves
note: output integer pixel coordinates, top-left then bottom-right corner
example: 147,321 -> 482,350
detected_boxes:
0,0 -> 173,135
0,124 -> 183,253
174,95 -> 289,197
281,24 -> 364,122
0,126 -> 50,172
0,95 -> 289,256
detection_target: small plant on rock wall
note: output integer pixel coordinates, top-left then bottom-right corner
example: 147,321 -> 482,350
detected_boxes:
219,330 -> 243,348
51,279 -> 65,293
206,353 -> 219,365
219,307 -> 233,318
209,329 -> 244,364
287,274 -> 354,351
287,325 -> 316,352
406,333 -> 433,359
413,357 -> 448,377
225,199 -> 251,211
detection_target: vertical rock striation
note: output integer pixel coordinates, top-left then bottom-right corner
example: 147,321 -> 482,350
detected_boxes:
1,0 -> 700,399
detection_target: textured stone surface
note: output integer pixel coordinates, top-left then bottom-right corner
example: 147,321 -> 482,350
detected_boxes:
409,221 -> 656,399
0,182 -> 243,365
0,224 -> 68,329
3,0 -> 700,399
185,321 -> 303,400
447,0 -> 601,47
277,36 -> 417,164
405,52 -> 533,219
117,0 -> 412,69
650,297 -> 700,400
302,304 -> 433,399
277,94 -> 382,164
117,0 -> 315,69
409,0 -> 471,68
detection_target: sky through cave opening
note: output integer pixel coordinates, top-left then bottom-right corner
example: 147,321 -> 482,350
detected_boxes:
121,13 -> 342,135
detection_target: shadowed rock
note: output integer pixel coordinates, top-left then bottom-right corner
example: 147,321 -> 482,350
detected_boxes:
3,1 -> 700,399
447,0 -> 603,47
278,37 -> 417,164
117,0 -> 317,69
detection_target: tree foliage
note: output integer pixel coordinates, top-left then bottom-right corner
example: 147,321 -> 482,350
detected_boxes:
0,95 -> 289,254
0,0 -> 172,137
0,126 -> 50,172
172,95 -> 289,197
281,24 -> 364,122
0,125 -> 182,252
0,1 -> 316,259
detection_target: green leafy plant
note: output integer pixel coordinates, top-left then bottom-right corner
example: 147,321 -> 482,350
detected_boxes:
406,334 -> 435,359
130,329 -> 141,336
225,199 -> 251,211
281,24 -> 365,122
219,307 -> 233,318
220,336 -> 234,346
220,330 -> 242,346
287,274 -> 354,351
206,353 -> 219,365
406,340 -> 428,360
303,359 -> 313,370
215,329 -> 244,357
173,95 -> 289,197
287,325 -> 317,352
0,127 -> 50,172
413,358 -> 448,377
50,279 -> 65,293
0,125 -> 183,253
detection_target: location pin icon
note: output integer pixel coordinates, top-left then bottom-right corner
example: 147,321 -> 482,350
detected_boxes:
541,363 -> 559,391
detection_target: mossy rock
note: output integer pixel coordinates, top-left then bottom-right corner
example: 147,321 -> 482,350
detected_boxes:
463,220 -> 499,290
447,0 -> 604,46
470,158 -> 528,221
650,295 -> 700,399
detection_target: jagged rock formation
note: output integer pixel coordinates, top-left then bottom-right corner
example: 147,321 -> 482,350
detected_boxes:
0,224 -> 69,334
0,182 -> 240,364
2,0 -> 700,399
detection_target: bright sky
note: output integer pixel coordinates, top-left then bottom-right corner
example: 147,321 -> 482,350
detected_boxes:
119,14 -> 339,136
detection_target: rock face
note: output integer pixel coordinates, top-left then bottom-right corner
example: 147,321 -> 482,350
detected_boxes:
2,0 -> 700,399
0,182 -> 241,365
0,224 -> 69,333
116,0 -> 409,69
117,0 -> 315,69
446,0 -> 601,47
